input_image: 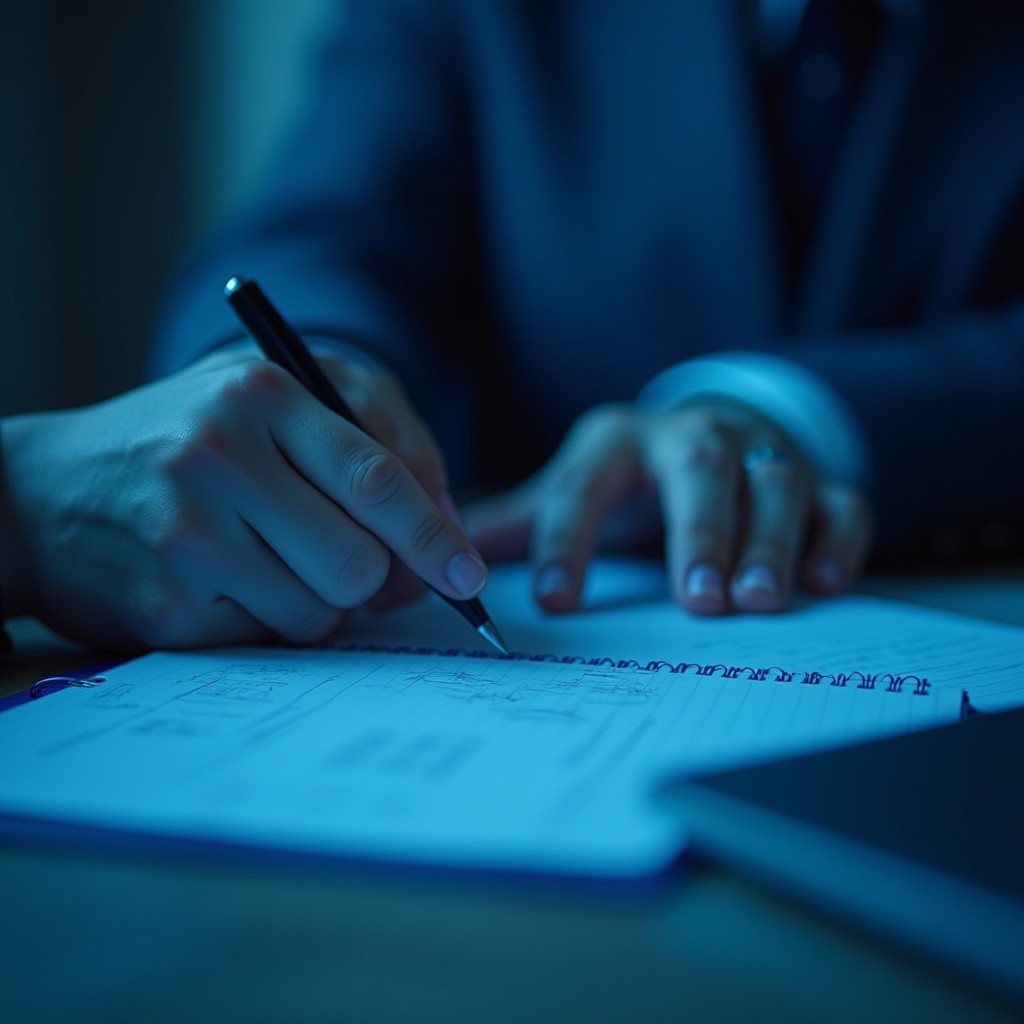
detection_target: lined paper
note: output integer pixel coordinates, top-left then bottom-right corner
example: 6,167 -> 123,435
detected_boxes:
342,560 -> 1024,712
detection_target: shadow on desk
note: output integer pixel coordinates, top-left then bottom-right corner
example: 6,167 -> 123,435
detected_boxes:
1,842 -> 1021,1024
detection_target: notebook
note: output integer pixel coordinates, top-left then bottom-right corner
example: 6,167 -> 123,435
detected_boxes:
1,560 -> 1019,881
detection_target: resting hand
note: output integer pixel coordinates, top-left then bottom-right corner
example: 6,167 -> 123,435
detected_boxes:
0,348 -> 485,648
465,398 -> 872,614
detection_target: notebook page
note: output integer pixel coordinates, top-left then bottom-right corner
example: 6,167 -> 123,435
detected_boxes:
0,645 -> 960,879
342,560 -> 1024,711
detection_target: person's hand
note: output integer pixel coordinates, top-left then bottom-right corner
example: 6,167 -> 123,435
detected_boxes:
465,397 -> 873,614
0,347 -> 486,649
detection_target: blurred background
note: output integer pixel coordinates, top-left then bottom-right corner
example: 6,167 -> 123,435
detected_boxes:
0,0 -> 336,416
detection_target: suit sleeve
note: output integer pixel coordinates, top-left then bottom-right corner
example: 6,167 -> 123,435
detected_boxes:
636,301 -> 1024,555
150,0 -> 473,433
773,301 -> 1024,555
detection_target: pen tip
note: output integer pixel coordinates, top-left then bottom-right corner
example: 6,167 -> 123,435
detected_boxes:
477,621 -> 511,658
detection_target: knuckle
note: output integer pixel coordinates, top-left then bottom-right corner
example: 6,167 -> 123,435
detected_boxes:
146,511 -> 211,565
331,542 -> 390,606
676,406 -> 720,435
158,432 -> 217,483
409,512 -> 448,555
215,359 -> 291,411
676,436 -> 733,476
348,447 -> 406,509
158,426 -> 232,485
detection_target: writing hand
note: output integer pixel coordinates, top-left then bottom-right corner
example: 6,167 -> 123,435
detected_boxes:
465,398 -> 872,614
0,349 -> 486,648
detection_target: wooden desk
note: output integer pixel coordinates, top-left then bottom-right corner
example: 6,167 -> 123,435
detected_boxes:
2,576 -> 1022,1024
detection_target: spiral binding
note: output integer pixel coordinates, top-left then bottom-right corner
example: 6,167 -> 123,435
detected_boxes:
29,674 -> 107,700
333,644 -> 932,695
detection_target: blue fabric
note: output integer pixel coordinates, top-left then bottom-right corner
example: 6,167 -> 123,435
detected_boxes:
152,0 -> 1024,554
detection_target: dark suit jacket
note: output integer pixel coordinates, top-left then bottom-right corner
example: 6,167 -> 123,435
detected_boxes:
153,0 -> 1024,558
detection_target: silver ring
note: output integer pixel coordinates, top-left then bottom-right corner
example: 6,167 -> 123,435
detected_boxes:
740,445 -> 796,472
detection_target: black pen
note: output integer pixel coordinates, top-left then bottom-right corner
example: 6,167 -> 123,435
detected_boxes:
224,275 -> 509,656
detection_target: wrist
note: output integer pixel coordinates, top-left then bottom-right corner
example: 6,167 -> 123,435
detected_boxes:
636,351 -> 870,487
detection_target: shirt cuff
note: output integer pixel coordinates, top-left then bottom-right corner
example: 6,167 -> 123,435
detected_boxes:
635,351 -> 870,486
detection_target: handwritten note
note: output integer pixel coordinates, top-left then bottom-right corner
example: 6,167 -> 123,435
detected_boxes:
0,639 -> 960,879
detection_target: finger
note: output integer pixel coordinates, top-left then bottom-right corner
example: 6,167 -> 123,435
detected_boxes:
462,483 -> 539,561
271,397 -> 489,603
320,358 -> 449,501
801,482 -> 874,593
216,522 -> 350,643
168,505 -> 349,644
319,359 -> 397,448
123,588 -> 276,651
646,430 -> 737,614
388,404 -> 449,501
367,556 -> 429,611
530,430 -> 640,611
178,598 -> 279,648
320,355 -> 466,543
121,549 -> 279,650
233,451 -> 394,610
730,456 -> 811,612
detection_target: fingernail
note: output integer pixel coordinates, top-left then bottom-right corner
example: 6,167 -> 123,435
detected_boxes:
438,491 -> 467,531
686,563 -> 724,602
536,562 -> 573,599
737,564 -> 779,597
445,551 -> 488,597
815,557 -> 844,591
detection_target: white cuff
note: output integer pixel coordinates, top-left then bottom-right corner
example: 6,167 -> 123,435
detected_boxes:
636,351 -> 870,486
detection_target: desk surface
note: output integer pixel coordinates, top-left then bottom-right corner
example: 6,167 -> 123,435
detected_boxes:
2,572 -> 1022,1024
